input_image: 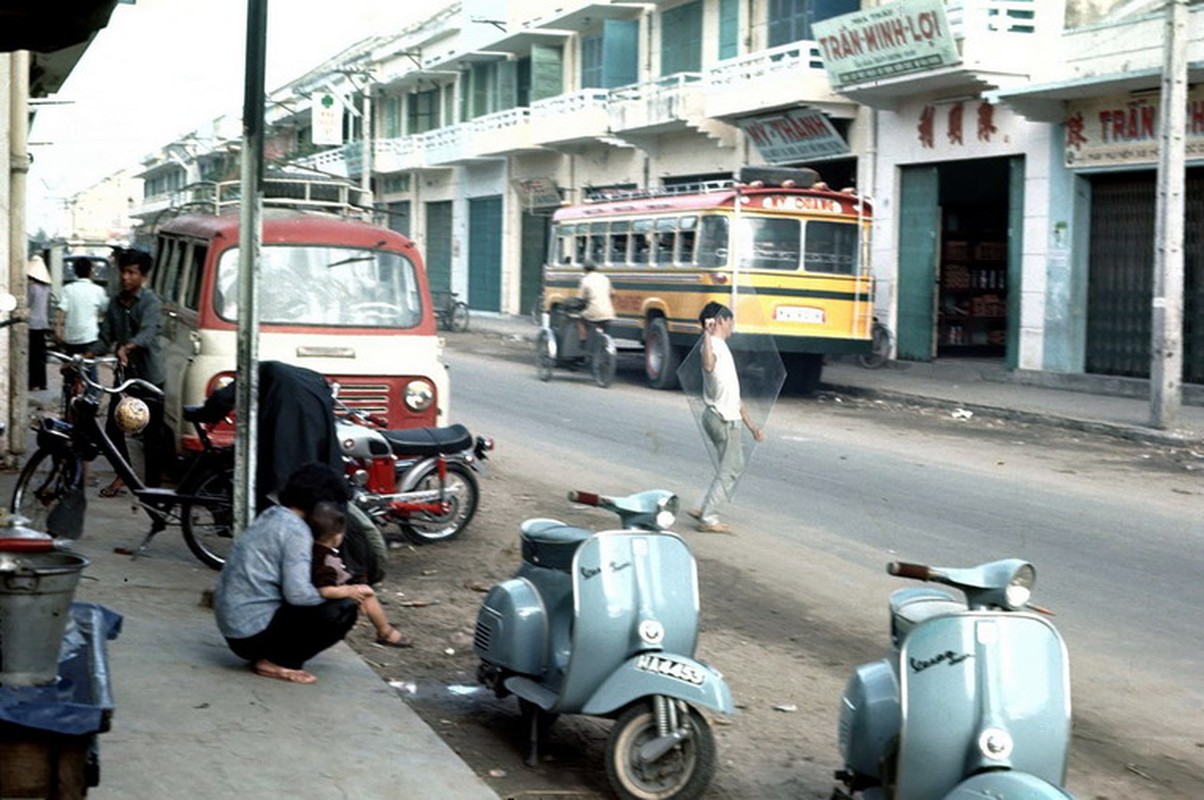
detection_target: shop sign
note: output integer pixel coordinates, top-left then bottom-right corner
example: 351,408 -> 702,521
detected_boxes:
1064,88 -> 1204,168
813,0 -> 959,89
734,108 -> 849,164
311,93 -> 344,146
914,100 -> 1001,149
513,177 -> 563,208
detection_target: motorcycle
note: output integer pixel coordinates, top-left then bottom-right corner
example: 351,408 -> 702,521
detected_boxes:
535,297 -> 617,387
474,488 -> 732,800
834,559 -> 1074,800
334,401 -> 492,544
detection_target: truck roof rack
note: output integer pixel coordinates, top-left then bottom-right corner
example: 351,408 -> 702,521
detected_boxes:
168,176 -> 373,218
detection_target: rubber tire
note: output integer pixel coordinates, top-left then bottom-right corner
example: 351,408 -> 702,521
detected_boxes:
180,467 -> 235,571
591,334 -> 617,388
402,461 -> 479,544
781,352 -> 824,394
535,328 -> 555,382
644,317 -> 681,390
605,701 -> 717,800
342,502 -> 387,584
10,448 -> 79,533
449,301 -> 470,332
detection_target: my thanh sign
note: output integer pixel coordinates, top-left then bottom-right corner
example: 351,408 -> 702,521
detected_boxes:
813,0 -> 960,89
734,108 -> 849,164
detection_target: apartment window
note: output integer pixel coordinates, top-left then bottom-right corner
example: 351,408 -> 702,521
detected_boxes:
661,1 -> 703,76
768,0 -> 859,46
382,95 -> 403,138
408,88 -> 439,134
581,19 -> 639,88
718,0 -> 739,59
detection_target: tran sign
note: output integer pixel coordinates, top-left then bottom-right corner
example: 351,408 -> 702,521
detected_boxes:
813,0 -> 960,89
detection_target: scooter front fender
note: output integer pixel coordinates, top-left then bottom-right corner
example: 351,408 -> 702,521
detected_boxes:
944,770 -> 1075,799
581,652 -> 734,717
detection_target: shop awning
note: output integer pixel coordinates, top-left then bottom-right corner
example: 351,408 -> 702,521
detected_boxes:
987,63 -> 1204,122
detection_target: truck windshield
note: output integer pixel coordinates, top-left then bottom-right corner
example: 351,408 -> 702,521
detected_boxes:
214,245 -> 424,327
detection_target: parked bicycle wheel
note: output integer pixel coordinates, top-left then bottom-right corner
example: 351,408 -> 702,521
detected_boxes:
11,448 -> 81,535
402,461 -> 479,543
859,321 -> 891,369
180,467 -> 235,570
591,334 -> 617,388
449,301 -> 470,332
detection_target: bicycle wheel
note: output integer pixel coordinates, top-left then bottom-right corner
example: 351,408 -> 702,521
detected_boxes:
591,334 -> 617,388
180,466 -> 235,570
11,448 -> 80,534
449,301 -> 470,332
402,462 -> 479,544
859,323 -> 891,369
535,328 -> 555,382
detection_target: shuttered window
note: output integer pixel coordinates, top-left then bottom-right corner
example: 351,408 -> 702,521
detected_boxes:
718,0 -> 739,59
661,1 -> 702,76
582,19 -> 639,88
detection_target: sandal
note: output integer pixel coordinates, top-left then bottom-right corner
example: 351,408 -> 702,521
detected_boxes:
375,627 -> 415,649
99,484 -> 127,498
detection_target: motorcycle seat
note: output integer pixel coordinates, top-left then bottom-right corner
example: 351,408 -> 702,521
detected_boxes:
889,587 -> 964,647
521,522 -> 592,572
380,423 -> 473,456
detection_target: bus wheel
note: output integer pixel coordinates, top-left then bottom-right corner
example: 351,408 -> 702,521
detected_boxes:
781,353 -> 823,394
644,317 -> 681,390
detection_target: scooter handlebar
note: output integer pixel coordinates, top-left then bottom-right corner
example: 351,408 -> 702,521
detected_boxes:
568,490 -> 601,507
888,562 -> 933,581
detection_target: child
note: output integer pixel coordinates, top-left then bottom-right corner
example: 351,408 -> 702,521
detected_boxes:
309,501 -> 413,648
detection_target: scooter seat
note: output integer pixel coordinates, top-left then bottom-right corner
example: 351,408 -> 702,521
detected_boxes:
380,424 -> 473,456
889,587 -> 964,647
521,523 -> 592,572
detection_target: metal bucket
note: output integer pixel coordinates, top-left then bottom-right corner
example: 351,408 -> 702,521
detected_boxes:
0,550 -> 90,686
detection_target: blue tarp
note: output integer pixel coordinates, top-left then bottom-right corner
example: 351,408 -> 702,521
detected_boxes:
0,602 -> 122,736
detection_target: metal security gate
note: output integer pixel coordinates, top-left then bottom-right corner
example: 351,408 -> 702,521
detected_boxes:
897,166 -> 940,361
520,211 -> 549,318
468,196 -> 503,312
425,201 -> 453,295
1087,169 -> 1204,383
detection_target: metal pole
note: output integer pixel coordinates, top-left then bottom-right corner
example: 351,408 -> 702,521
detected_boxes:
234,0 -> 268,532
360,85 -> 373,211
1150,0 -> 1187,430
8,51 -> 30,457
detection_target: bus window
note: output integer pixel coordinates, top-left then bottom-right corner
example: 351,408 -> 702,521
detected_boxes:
678,216 -> 698,265
609,221 -> 631,264
588,222 -> 608,266
741,217 -> 801,270
555,224 -> 574,265
654,218 -> 677,266
632,220 -> 653,264
183,242 -> 208,311
697,215 -> 729,268
803,220 -> 859,275
574,224 -> 590,265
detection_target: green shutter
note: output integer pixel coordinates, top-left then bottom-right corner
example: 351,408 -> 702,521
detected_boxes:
530,43 -> 564,102
897,166 -> 940,361
601,18 -> 639,88
468,196 -> 503,312
425,201 -> 453,295
661,0 -> 702,76
497,60 -> 518,112
719,0 -> 739,60
1006,156 -> 1024,369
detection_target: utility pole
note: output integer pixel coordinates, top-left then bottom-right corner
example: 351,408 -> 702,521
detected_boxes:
234,0 -> 267,532
8,50 -> 29,458
1150,0 -> 1187,430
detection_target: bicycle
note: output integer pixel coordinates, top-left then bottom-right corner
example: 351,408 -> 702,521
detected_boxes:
10,351 -> 236,570
432,289 -> 470,332
859,317 -> 892,369
535,298 -> 617,388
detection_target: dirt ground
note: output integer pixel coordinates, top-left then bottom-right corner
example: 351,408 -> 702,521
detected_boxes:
338,380 -> 1204,800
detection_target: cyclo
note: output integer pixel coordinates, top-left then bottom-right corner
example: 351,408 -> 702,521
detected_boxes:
534,297 -> 617,388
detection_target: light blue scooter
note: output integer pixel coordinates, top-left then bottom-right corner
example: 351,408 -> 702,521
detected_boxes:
834,559 -> 1075,800
474,489 -> 733,800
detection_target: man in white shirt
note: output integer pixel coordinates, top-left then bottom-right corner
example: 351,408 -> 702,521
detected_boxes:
576,262 -> 615,343
691,301 -> 764,533
56,259 -> 109,356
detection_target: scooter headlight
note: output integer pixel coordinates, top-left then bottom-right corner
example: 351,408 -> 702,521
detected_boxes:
1004,563 -> 1036,609
978,727 -> 1014,761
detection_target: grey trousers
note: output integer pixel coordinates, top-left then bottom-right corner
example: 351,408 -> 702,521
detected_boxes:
699,407 -> 745,523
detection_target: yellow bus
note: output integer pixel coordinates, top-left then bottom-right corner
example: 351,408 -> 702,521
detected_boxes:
541,167 -> 873,391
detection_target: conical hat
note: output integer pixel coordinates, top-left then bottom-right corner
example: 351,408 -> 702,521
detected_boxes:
26,255 -> 51,284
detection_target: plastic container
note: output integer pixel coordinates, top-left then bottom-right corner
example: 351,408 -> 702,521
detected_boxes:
0,550 -> 90,686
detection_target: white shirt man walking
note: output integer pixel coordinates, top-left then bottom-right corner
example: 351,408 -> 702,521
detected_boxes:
56,259 -> 109,355
691,301 -> 764,533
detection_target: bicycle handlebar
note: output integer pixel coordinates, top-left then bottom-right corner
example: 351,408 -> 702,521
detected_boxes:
47,350 -> 165,397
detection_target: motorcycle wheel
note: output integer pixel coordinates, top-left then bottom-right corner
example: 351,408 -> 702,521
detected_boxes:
605,700 -> 716,800
181,467 -> 235,571
591,334 -> 617,388
535,328 -> 555,382
402,462 -> 479,544
11,448 -> 80,534
342,503 -> 388,584
449,301 -> 470,332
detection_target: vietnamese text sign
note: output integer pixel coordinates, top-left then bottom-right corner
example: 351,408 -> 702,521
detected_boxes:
813,0 -> 960,89
735,108 -> 849,164
1064,88 -> 1204,168
312,93 -> 344,146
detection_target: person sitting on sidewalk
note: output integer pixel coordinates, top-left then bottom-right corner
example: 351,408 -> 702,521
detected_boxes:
309,501 -> 413,649
213,463 -> 359,685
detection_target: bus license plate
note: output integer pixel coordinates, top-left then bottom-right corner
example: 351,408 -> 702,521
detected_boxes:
774,306 -> 825,324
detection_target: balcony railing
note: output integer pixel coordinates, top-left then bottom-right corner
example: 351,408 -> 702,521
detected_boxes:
424,124 -> 468,166
705,40 -> 844,118
608,73 -> 705,133
530,89 -> 612,145
470,107 -> 537,156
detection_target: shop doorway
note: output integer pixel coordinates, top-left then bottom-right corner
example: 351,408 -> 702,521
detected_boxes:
897,157 -> 1021,363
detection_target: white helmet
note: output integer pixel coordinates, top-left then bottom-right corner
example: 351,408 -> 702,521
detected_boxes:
113,396 -> 151,433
